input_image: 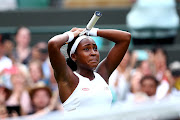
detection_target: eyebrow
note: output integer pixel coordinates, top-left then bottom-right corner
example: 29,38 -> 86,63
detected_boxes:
82,43 -> 96,47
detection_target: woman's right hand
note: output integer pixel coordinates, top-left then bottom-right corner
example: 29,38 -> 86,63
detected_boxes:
70,28 -> 84,37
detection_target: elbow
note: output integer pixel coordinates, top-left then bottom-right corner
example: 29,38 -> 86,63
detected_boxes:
48,39 -> 57,51
48,40 -> 54,48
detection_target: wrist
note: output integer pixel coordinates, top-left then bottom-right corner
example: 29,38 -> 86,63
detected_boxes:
64,31 -> 74,43
88,28 -> 99,36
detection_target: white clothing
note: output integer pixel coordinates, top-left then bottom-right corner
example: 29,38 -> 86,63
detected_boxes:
0,56 -> 13,89
127,0 -> 179,29
126,0 -> 179,38
155,80 -> 169,100
109,69 -> 130,101
63,72 -> 112,112
0,56 -> 12,72
168,88 -> 180,100
0,0 -> 17,11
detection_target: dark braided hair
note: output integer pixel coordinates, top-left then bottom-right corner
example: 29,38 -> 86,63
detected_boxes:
66,36 -> 79,71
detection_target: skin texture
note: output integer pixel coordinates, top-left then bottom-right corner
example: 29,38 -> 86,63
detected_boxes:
48,28 -> 131,103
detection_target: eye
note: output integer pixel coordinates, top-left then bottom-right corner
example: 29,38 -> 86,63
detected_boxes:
84,48 -> 89,51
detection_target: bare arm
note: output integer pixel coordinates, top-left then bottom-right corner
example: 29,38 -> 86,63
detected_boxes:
48,28 -> 85,102
96,29 -> 131,83
48,28 -> 82,83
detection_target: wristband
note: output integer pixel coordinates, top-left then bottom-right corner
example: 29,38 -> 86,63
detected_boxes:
88,28 -> 99,36
64,31 -> 74,43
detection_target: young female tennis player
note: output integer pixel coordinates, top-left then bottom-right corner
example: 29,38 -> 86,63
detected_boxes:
48,27 -> 131,112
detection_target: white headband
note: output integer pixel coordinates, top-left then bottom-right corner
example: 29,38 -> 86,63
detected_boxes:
70,35 -> 88,57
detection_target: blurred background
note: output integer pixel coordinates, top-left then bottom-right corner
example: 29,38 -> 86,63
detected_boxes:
0,0 -> 180,119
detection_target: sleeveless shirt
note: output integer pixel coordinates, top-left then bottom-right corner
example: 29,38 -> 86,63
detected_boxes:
62,72 -> 112,112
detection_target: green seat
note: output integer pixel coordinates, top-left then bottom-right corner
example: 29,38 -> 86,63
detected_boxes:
17,0 -> 50,9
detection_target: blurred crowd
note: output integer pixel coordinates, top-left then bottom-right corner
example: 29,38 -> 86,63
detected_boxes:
0,27 -> 64,119
0,0 -> 180,119
0,26 -> 180,119
109,49 -> 180,104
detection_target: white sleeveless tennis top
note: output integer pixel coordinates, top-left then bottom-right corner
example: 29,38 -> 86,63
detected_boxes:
63,72 -> 112,112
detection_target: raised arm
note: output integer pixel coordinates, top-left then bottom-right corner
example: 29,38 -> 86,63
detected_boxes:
48,28 -> 81,82
96,29 -> 131,83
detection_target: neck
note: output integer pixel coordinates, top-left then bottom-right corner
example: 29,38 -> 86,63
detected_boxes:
76,69 -> 95,80
17,45 -> 28,50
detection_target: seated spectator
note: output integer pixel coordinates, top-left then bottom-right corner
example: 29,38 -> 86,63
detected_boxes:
29,59 -> 50,86
140,75 -> 159,99
152,47 -> 173,100
125,71 -> 147,103
0,34 -> 13,89
32,42 -> 51,79
168,61 -> 180,100
138,60 -> 152,76
28,81 -> 63,115
0,33 -> 14,60
0,82 -> 18,119
131,50 -> 153,75
13,26 -> 32,65
109,51 -> 131,102
6,65 -> 32,115
0,34 -> 12,73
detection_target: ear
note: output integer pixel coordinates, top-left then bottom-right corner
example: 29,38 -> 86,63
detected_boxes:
71,54 -> 77,62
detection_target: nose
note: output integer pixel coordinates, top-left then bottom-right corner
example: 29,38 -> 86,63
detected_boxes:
90,49 -> 96,56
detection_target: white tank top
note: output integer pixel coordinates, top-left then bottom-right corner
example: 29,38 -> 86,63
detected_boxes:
63,72 -> 112,112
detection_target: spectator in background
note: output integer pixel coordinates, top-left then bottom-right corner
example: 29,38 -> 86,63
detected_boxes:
0,83 -> 12,119
0,34 -> 14,89
31,44 -> 41,60
0,34 -> 13,73
33,42 -> 50,79
150,47 -> 173,100
152,47 -> 173,100
109,51 -> 131,102
0,33 -> 15,60
126,0 -> 179,45
138,60 -> 152,76
29,59 -> 50,86
140,75 -> 159,99
28,82 -> 63,115
131,49 -> 152,75
125,71 -> 147,103
168,61 -> 180,100
13,26 -> 32,65
6,65 -> 32,115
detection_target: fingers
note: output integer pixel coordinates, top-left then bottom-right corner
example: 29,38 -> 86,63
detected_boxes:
70,27 -> 84,32
69,28 -> 85,37
70,27 -> 77,32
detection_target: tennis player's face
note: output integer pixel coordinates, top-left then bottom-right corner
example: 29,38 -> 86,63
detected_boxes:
75,38 -> 100,70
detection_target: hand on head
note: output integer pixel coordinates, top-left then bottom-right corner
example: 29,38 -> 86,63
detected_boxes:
70,28 -> 85,37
